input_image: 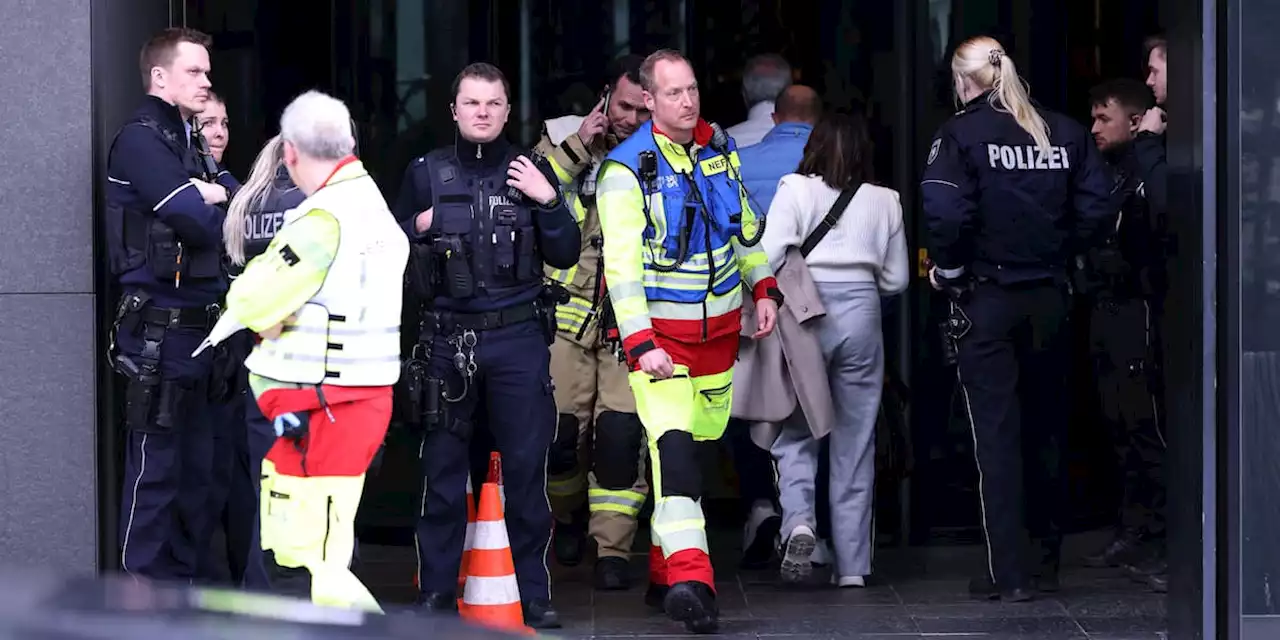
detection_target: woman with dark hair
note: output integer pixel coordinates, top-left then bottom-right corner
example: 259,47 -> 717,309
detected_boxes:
758,110 -> 909,588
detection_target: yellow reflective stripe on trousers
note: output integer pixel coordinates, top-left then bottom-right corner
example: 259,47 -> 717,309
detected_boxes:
547,472 -> 586,498
651,496 -> 708,555
588,488 -> 646,517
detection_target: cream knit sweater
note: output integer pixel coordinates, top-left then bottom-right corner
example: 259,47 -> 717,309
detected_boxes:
760,173 -> 910,294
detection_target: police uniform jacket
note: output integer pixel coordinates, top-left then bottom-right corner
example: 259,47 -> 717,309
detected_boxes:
921,91 -> 1116,285
107,95 -> 240,308
392,134 -> 581,314
240,166 -> 306,268
1079,141 -> 1167,300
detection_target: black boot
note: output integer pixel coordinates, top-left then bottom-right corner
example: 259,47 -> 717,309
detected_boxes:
1082,529 -> 1145,568
663,581 -> 719,634
418,591 -> 458,615
552,517 -> 586,567
1034,538 -> 1061,593
968,575 -> 1036,602
522,599 -> 562,629
594,556 -> 632,591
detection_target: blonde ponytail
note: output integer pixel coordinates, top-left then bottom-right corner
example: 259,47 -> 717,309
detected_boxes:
952,36 -> 1052,154
224,135 -> 285,266
990,54 -> 1052,154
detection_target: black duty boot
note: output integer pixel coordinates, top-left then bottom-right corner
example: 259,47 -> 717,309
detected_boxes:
552,518 -> 586,567
1124,556 -> 1167,582
1082,529 -> 1145,568
1146,572 -> 1169,593
663,581 -> 719,634
522,599 -> 562,629
968,575 -> 1036,602
418,591 -> 458,615
594,556 -> 632,591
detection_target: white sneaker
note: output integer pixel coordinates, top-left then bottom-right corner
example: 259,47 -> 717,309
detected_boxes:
780,525 -> 817,584
833,575 -> 866,588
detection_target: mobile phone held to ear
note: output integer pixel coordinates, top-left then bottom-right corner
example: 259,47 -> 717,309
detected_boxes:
600,87 -> 612,114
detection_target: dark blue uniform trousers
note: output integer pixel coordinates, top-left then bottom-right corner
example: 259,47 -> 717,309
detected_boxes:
118,327 -> 215,580
954,281 -> 1071,591
416,319 -> 556,603
197,372 -> 275,589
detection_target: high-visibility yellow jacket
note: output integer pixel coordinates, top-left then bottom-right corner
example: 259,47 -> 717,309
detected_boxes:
596,119 -> 779,366
226,158 -> 409,388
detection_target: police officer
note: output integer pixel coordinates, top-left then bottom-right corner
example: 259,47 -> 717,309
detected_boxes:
1076,78 -> 1169,594
534,54 -> 653,588
105,27 -> 240,581
921,36 -> 1114,601
396,62 -> 580,628
202,134 -> 305,589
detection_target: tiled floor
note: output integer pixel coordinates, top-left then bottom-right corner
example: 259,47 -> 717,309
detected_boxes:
354,529 -> 1168,639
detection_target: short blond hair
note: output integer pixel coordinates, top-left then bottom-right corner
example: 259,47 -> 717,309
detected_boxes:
639,49 -> 691,92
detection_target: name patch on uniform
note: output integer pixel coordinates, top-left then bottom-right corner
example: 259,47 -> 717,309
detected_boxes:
278,244 -> 301,266
699,155 -> 729,176
927,139 -> 941,165
488,194 -> 514,210
986,144 -> 1070,171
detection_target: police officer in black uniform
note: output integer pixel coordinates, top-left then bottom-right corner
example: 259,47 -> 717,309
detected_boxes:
201,135 -> 305,589
105,28 -> 240,580
1075,78 -> 1170,593
395,62 -> 580,628
921,37 -> 1114,601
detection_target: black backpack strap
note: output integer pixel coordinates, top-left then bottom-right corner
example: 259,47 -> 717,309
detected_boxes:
799,182 -> 862,258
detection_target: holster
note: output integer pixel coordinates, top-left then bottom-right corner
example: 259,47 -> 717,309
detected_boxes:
537,283 -> 570,346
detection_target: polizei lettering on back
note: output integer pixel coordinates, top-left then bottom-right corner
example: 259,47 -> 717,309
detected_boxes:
986,144 -> 1070,171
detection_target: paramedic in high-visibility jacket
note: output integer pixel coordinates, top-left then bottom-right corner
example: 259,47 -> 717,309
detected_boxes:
596,49 -> 782,635
194,89 -> 409,611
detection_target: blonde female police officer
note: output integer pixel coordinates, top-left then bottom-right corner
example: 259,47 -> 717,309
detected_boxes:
921,36 -> 1114,601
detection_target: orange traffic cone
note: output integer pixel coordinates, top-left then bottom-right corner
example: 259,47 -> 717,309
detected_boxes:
459,474 -> 532,635
457,475 -> 476,599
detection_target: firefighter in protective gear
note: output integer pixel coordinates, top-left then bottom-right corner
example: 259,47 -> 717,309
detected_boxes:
597,50 -> 781,634
195,90 -> 409,611
535,54 -> 652,590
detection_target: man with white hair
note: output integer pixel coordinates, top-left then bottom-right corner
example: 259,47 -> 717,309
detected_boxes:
726,53 -> 793,147
196,89 -> 409,610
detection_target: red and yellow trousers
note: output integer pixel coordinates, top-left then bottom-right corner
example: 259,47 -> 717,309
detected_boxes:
628,332 -> 737,591
252,380 -> 392,612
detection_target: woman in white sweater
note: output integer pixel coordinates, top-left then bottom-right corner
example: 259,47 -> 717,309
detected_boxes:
759,110 -> 909,587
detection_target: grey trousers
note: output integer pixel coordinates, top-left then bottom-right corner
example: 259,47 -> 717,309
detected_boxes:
770,281 -> 883,578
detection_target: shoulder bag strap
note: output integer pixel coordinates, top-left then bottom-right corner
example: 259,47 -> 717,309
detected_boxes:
799,182 -> 861,258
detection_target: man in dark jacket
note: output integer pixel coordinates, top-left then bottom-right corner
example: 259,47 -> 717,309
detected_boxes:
105,27 -> 239,581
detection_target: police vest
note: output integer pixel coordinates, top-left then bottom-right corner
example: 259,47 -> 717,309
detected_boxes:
1081,168 -> 1153,295
605,121 -> 745,304
245,165 -> 409,387
425,150 -> 545,297
104,116 -> 222,283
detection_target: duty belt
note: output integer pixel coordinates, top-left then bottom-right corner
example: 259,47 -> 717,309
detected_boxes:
435,301 -> 539,331
138,303 -> 221,330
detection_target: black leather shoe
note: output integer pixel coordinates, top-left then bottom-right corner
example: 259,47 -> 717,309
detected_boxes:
1124,557 -> 1167,581
969,576 -> 1037,602
663,581 -> 719,634
644,583 -> 669,610
1147,572 -> 1169,593
418,591 -> 458,614
522,599 -> 562,629
1082,530 -> 1145,568
594,556 -> 632,591
552,520 -> 586,567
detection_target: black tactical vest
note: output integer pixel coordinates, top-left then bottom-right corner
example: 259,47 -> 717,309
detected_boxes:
105,116 -> 222,282
1080,164 -> 1159,298
425,151 -> 545,298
